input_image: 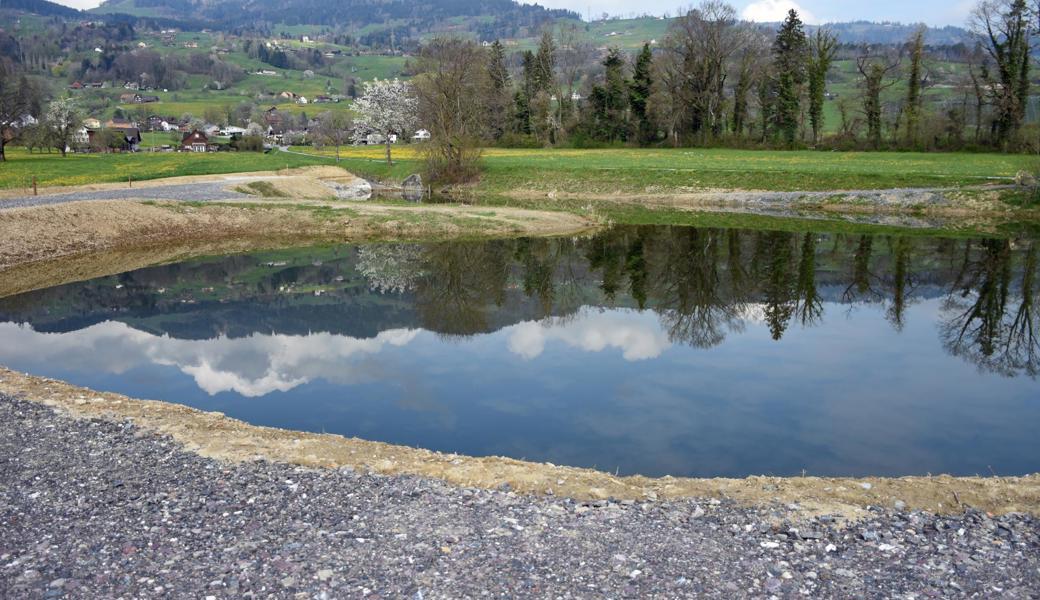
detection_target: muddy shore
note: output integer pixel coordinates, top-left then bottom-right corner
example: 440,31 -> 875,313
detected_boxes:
0,199 -> 594,297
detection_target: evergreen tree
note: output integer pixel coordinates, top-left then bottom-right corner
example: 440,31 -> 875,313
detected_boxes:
587,48 -> 630,142
513,50 -> 537,135
485,40 -> 511,141
533,30 -> 556,95
771,9 -> 808,145
512,90 -> 532,135
629,43 -> 655,145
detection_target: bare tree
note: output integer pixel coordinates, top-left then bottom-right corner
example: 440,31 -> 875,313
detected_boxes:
970,0 -> 1034,148
664,1 -> 745,143
807,29 -> 838,145
857,49 -> 901,149
414,37 -> 488,183
311,110 -> 353,161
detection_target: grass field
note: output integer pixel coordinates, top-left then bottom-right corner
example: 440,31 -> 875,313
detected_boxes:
2,145 -> 1037,196
290,146 -> 1040,193
0,149 -> 330,190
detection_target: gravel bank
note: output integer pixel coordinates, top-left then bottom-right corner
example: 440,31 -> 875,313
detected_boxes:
0,181 -> 249,210
2,394 -> 1038,599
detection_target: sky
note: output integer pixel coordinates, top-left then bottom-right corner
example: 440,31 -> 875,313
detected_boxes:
50,0 -> 978,28
538,0 -> 977,27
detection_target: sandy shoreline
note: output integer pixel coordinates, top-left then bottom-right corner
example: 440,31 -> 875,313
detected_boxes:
1,367 -> 1036,518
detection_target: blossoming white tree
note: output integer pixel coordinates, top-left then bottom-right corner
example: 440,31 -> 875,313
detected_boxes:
351,78 -> 418,166
44,97 -> 83,157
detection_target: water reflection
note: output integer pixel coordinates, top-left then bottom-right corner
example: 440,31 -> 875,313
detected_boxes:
1,226 -> 1038,477
2,226 -> 1038,377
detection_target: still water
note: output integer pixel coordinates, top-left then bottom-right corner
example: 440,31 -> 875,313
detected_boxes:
1,225 -> 1038,478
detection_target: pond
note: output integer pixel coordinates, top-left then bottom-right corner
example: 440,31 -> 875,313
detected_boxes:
1,225 -> 1038,478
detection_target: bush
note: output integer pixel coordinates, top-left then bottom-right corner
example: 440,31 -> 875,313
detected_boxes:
494,133 -> 543,149
232,135 -> 265,152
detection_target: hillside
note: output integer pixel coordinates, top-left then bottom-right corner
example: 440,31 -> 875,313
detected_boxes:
0,0 -> 81,19
92,0 -> 578,36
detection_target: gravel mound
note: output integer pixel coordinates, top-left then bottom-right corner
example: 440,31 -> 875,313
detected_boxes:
1,394 -> 1037,599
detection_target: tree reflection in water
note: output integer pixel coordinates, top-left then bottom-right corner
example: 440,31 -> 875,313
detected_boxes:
2,225 -> 1038,377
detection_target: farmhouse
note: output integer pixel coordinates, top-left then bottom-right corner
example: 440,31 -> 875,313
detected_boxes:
181,130 -> 210,152
119,93 -> 160,104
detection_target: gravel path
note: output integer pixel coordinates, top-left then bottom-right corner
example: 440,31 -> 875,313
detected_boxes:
1,394 -> 1038,599
0,181 -> 254,210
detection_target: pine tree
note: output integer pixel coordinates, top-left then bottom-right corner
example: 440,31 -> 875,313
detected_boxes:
629,43 -> 655,145
588,48 -> 630,142
771,10 -> 808,145
533,30 -> 556,95
485,41 -> 511,140
513,50 -> 536,135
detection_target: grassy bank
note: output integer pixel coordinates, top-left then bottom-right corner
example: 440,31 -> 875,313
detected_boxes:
294,146 -> 1040,193
4,146 -> 1037,194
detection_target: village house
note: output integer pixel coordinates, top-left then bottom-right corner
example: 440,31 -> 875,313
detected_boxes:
116,127 -> 142,151
412,129 -> 431,141
72,127 -> 90,147
263,107 -> 284,133
146,116 -> 175,131
181,130 -> 209,152
119,93 -> 160,104
96,126 -> 141,152
105,117 -> 136,129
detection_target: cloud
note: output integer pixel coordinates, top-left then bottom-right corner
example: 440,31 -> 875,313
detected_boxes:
742,0 -> 816,24
0,322 -> 419,397
50,0 -> 103,9
506,309 -> 671,361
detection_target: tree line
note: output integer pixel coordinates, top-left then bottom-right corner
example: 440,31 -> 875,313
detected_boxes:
412,0 -> 1040,177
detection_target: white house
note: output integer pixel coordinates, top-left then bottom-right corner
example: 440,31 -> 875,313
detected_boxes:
366,133 -> 398,145
220,126 -> 247,136
412,129 -> 431,141
72,127 -> 90,146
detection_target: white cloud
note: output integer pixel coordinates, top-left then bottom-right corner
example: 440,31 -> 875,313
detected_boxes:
50,0 -> 103,9
742,0 -> 816,24
0,322 -> 419,398
507,309 -> 671,361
